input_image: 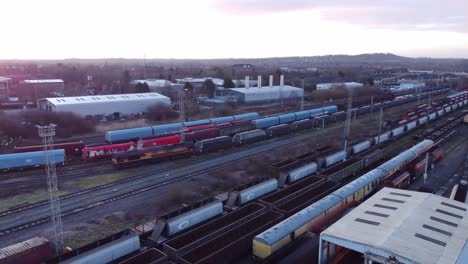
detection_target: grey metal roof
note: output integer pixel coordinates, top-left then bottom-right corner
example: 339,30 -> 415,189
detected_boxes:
229,85 -> 302,94
23,79 -> 63,83
321,188 -> 468,264
40,93 -> 169,105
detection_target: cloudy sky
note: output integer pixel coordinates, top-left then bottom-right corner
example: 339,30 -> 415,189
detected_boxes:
1,0 -> 467,59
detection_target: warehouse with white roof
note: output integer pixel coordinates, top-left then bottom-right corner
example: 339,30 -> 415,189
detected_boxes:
226,85 -> 304,104
38,93 -> 171,117
319,188 -> 468,264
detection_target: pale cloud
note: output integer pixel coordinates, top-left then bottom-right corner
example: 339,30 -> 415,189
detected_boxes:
213,0 -> 468,33
0,0 -> 467,59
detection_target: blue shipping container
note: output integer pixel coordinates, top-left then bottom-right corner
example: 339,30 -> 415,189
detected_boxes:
252,117 -> 280,129
0,149 -> 65,170
183,119 -> 211,127
323,105 -> 338,114
105,127 -> 154,143
152,123 -> 182,137
278,113 -> 296,124
294,111 -> 310,121
209,116 -> 235,123
233,112 -> 260,120
309,108 -> 324,117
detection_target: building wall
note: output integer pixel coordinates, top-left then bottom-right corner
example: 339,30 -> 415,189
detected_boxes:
41,97 -> 171,117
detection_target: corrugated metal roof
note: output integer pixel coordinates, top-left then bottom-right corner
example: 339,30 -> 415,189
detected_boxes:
23,79 -> 64,84
321,188 -> 468,264
0,236 -> 49,259
229,85 -> 302,94
41,92 -> 169,105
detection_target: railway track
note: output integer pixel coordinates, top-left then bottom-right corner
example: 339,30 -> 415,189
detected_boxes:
0,105 -> 464,240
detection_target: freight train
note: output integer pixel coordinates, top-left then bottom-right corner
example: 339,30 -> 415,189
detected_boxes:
0,149 -> 65,172
104,113 -> 259,143
1,89 -> 460,171
111,92 -> 467,169
252,140 -> 434,260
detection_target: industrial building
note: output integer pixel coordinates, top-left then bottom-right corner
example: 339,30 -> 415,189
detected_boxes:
38,92 -> 171,117
16,79 -> 64,103
319,188 -> 468,264
391,81 -> 426,91
130,79 -> 174,88
316,82 -> 364,91
0,76 -> 11,101
175,77 -> 224,87
225,85 -> 304,104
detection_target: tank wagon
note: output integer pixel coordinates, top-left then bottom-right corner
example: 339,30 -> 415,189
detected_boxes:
0,149 -> 65,171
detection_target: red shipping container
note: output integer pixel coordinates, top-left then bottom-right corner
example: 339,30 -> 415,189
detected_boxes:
141,135 -> 180,148
82,142 -> 136,160
0,236 -> 52,264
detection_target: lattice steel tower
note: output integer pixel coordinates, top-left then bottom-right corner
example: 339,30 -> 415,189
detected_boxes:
37,124 -> 64,255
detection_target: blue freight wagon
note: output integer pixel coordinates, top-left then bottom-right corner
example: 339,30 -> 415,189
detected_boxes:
294,111 -> 310,121
105,127 -> 154,143
309,108 -> 324,117
233,113 -> 260,120
252,117 -> 280,129
152,123 -> 183,137
322,105 -> 338,114
278,113 -> 296,124
183,119 -> 211,127
0,149 -> 65,170
209,116 -> 234,124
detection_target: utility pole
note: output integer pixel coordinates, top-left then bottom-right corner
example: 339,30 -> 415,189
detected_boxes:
343,88 -> 353,159
370,96 -> 374,120
37,124 -> 63,255
301,79 -> 304,111
179,91 -> 185,143
377,107 -> 383,144
423,153 -> 429,184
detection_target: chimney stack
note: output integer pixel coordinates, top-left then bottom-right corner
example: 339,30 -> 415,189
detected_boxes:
269,75 -> 273,87
258,75 -> 262,88
245,76 -> 250,89
280,75 -> 284,87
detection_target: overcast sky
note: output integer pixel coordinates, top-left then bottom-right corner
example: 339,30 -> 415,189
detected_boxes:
1,0 -> 468,59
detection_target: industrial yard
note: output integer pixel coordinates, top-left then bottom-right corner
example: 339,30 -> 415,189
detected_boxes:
1,2 -> 468,261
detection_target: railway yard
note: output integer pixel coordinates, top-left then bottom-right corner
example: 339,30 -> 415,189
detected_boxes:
0,89 -> 467,264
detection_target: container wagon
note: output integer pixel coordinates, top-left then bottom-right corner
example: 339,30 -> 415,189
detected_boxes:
82,142 -> 137,161
14,141 -> 84,157
0,149 -> 65,171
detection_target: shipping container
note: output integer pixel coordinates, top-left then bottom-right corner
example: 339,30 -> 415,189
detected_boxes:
233,112 -> 259,120
287,163 -> 318,183
0,236 -> 52,264
152,123 -> 183,137
105,127 -> 153,143
406,121 -> 417,131
351,140 -> 371,155
209,116 -> 234,124
0,149 -> 65,170
82,142 -> 136,160
251,117 -> 280,129
14,141 -> 84,156
141,135 -> 181,148
278,113 -> 296,124
183,119 -> 211,127
391,126 -> 405,138
323,150 -> 346,168
294,111 -> 310,121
